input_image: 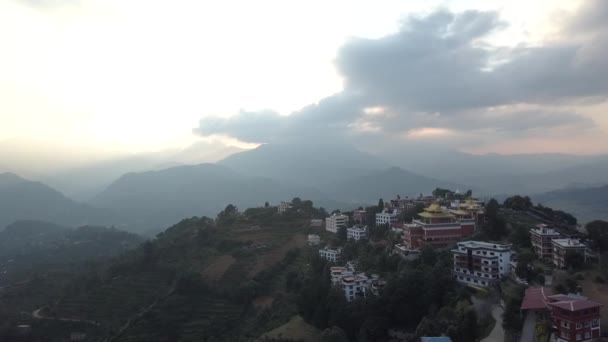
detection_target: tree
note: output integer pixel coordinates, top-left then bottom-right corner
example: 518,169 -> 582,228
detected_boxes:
586,220 -> 608,251
358,316 -> 389,342
292,197 -> 302,207
320,326 -> 349,342
264,201 -> 269,207
504,195 -> 532,210
465,189 -> 473,198
564,250 -> 585,269
217,204 -> 239,226
377,198 -> 385,213
337,226 -> 347,242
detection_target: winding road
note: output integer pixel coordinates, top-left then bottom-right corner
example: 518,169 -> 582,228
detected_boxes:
481,304 -> 505,342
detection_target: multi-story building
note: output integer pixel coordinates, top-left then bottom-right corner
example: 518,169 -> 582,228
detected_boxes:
308,234 -> 321,245
552,239 -> 587,268
548,294 -> 602,342
402,204 -> 476,250
353,210 -> 367,224
452,241 -> 512,287
319,247 -> 341,262
325,214 -> 349,233
278,201 -> 292,214
347,226 -> 368,241
531,224 -> 561,259
340,273 -> 369,302
376,210 -> 399,226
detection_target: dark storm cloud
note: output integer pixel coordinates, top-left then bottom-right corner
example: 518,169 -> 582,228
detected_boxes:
196,2 -> 606,145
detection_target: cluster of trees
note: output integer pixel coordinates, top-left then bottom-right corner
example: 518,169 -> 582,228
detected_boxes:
480,199 -> 508,240
503,195 -> 577,225
295,247 -> 473,341
432,188 -> 473,200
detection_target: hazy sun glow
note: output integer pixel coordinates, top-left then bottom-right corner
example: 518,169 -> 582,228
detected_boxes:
0,0 -> 600,159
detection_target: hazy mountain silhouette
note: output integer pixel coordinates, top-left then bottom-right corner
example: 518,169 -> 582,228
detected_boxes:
90,163 -> 349,232
218,142 -> 388,186
0,173 -> 111,229
534,185 -> 608,223
328,166 -> 467,203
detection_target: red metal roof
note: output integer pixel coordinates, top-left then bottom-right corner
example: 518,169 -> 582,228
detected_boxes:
521,287 -> 553,310
549,300 -> 602,312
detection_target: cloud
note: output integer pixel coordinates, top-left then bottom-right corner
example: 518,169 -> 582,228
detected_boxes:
195,2 -> 607,152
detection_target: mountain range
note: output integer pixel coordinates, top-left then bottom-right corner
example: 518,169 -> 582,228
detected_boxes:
534,184 -> 608,224
2,143 -> 608,232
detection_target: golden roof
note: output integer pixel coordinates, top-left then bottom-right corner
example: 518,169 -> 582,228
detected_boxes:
425,203 -> 444,213
419,203 -> 455,218
419,211 -> 455,218
451,209 -> 470,216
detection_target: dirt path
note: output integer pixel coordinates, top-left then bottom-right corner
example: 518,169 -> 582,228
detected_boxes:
32,306 -> 100,326
481,305 -> 505,342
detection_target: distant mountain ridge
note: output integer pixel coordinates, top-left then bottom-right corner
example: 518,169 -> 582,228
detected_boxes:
218,142 -> 389,186
90,163 -> 350,232
0,173 -> 112,229
327,167 -> 466,203
534,185 -> 608,223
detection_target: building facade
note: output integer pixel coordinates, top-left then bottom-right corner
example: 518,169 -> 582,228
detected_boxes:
319,247 -> 341,262
353,210 -> 367,224
376,210 -> 398,226
548,294 -> 602,342
531,224 -> 561,259
325,214 -> 349,233
402,204 -> 476,250
452,241 -> 512,287
278,201 -> 292,214
552,239 -> 587,268
347,226 -> 368,241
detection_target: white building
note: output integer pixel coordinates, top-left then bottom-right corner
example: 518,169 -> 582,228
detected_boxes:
375,210 -> 398,226
340,273 -> 369,302
347,226 -> 368,241
552,238 -> 587,268
452,241 -> 512,287
308,234 -> 321,245
326,214 -> 349,233
319,247 -> 341,262
278,202 -> 292,214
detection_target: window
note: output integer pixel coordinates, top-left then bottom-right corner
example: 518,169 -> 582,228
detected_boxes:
584,321 -> 590,328
592,319 -> 599,327
576,333 -> 582,341
576,323 -> 582,329
561,321 -> 570,329
561,331 -> 570,339
585,332 -> 591,339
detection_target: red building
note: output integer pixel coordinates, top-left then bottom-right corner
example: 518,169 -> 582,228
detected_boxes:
353,210 -> 367,224
401,204 -> 476,250
548,294 -> 602,342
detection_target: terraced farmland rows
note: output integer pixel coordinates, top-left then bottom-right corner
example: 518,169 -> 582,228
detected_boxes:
52,272 -> 170,327
118,295 -> 243,341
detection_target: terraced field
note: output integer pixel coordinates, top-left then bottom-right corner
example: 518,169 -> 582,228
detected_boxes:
51,271 -> 171,327
248,234 -> 307,277
118,294 -> 243,341
201,255 -> 236,283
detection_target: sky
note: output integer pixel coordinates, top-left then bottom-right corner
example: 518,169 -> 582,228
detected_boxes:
1,0 -> 608,172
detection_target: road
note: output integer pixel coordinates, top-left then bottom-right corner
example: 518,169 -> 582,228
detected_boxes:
32,306 -> 100,326
520,310 -> 537,342
481,305 -> 505,342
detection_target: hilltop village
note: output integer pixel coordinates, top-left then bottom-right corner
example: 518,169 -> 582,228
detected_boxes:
287,190 -> 606,342
1,189 -> 607,342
